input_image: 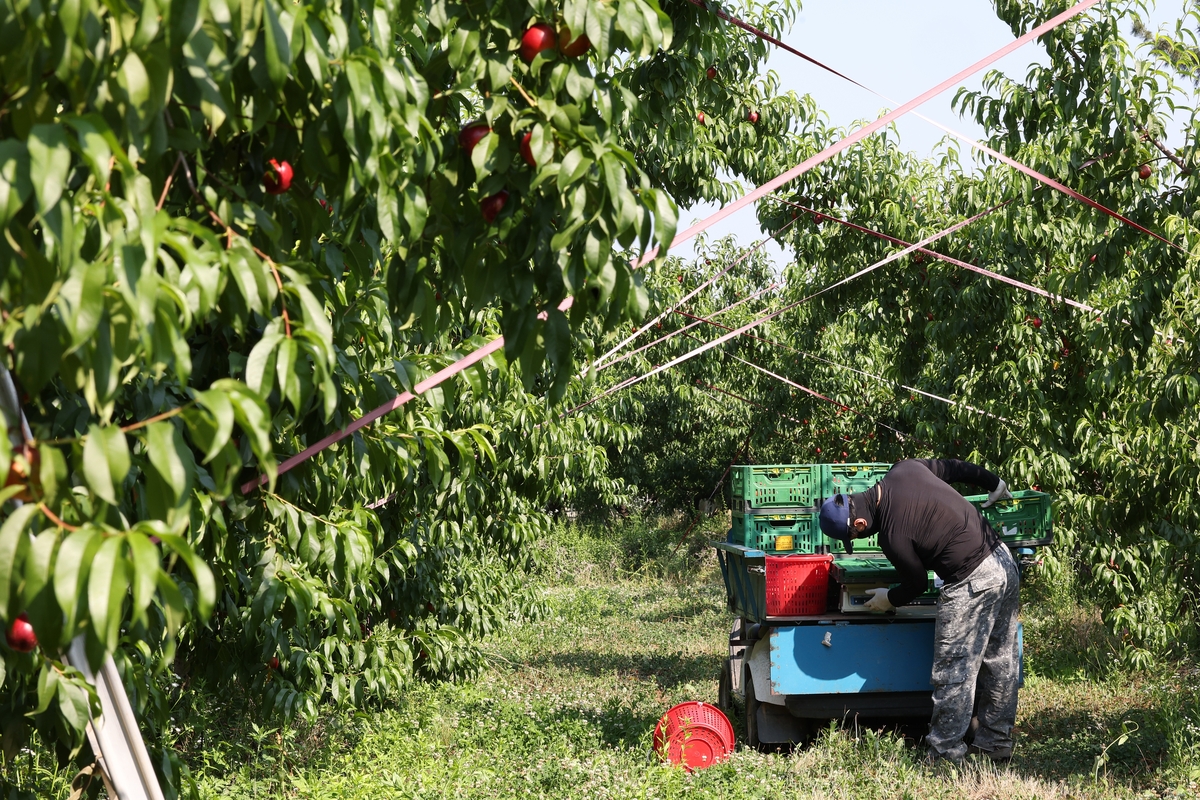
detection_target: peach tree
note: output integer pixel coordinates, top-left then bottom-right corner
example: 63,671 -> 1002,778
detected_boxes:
0,0 -> 815,793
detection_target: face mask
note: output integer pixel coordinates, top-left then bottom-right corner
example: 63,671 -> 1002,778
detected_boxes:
848,488 -> 878,536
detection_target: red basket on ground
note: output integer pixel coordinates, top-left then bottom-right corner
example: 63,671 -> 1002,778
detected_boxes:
653,701 -> 735,770
765,553 -> 833,616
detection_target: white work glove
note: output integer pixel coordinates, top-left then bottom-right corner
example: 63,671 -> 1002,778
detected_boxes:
982,478 -> 1013,508
863,587 -> 894,613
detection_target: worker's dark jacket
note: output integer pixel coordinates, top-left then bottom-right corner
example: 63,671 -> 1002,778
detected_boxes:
870,459 -> 1003,607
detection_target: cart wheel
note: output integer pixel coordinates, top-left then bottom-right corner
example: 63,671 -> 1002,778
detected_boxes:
718,658 -> 736,718
743,662 -> 763,751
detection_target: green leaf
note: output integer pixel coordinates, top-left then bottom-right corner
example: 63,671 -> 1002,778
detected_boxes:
295,285 -> 334,361
66,115 -> 131,182
616,0 -> 645,48
127,532 -> 160,626
529,123 -> 554,167
402,182 -> 428,238
56,677 -> 92,734
61,260 -> 109,352
274,336 -> 298,409
0,140 -> 32,227
21,528 -> 59,606
557,147 -> 593,191
471,129 -> 499,179
155,571 -> 185,636
262,1 -> 294,90
246,333 -> 283,396
118,52 -> 152,123
54,526 -> 100,633
145,422 -> 188,506
215,380 -> 276,484
27,125 -> 71,215
194,389 -> 235,463
87,536 -> 126,653
0,505 -> 37,619
82,424 -> 130,506
157,533 -> 216,619
30,665 -> 59,716
650,189 -> 677,255
36,443 -> 67,505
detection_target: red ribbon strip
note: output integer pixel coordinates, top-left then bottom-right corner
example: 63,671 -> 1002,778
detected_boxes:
679,309 -> 1013,424
637,0 -> 1100,268
719,350 -> 918,441
696,380 -> 810,428
775,198 -> 1103,316
599,281 -> 780,372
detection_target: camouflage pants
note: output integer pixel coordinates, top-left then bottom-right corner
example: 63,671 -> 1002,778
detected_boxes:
926,545 -> 1021,762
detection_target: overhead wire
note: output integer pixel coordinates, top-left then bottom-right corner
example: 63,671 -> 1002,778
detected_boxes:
675,307 -> 1013,425
588,218 -> 797,374
566,203 -> 1008,414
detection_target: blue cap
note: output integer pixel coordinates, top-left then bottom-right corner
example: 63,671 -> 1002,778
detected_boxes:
819,494 -> 854,554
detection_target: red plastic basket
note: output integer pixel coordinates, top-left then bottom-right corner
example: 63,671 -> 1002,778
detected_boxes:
653,701 -> 735,770
765,553 -> 833,616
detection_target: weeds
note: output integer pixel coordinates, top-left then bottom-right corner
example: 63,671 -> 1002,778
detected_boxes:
5,514 -> 1198,799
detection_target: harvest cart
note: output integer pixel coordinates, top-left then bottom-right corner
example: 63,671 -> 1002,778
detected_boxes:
714,464 -> 1053,749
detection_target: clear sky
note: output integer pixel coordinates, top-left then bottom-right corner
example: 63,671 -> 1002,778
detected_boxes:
672,0 -> 1190,266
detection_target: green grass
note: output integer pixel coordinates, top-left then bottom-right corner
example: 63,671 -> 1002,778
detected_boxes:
5,514 -> 1199,798
187,516 -> 1199,799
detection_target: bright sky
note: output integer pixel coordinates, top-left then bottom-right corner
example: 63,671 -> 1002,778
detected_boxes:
673,0 -> 1190,266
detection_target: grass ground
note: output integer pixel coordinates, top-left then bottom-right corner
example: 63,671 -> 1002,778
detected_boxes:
5,514 -> 1199,798
189,515 -> 1199,800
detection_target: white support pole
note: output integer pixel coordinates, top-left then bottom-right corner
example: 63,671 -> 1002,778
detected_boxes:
65,641 -> 165,800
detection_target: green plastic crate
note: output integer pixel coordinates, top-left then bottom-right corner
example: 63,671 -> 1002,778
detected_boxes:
730,510 -> 821,552
965,489 -> 1053,546
731,464 -> 819,509
822,463 -> 892,499
831,557 -> 937,592
824,531 -> 882,554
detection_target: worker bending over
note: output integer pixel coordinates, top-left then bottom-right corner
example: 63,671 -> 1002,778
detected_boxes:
818,458 -> 1017,764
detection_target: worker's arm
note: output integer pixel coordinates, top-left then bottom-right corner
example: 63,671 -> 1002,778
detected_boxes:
885,536 -> 929,608
915,458 -> 1001,492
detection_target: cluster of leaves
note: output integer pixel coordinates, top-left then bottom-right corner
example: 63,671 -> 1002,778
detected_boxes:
0,0 -> 815,793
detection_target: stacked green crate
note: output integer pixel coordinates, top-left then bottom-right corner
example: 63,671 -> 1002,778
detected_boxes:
730,509 -> 821,552
730,465 -> 820,508
822,463 -> 892,497
818,463 -> 891,553
964,489 -> 1053,546
729,465 -> 819,554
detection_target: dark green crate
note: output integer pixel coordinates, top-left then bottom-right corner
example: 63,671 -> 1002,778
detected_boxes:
822,463 -> 892,499
965,489 -> 1053,546
731,464 -> 820,508
831,557 -> 902,584
730,511 -> 821,552
831,557 -> 937,591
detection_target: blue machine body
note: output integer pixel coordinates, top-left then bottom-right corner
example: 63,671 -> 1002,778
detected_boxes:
766,620 -> 1024,697
769,621 -> 935,695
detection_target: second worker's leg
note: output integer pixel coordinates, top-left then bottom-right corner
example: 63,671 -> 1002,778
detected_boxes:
969,547 -> 1022,758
